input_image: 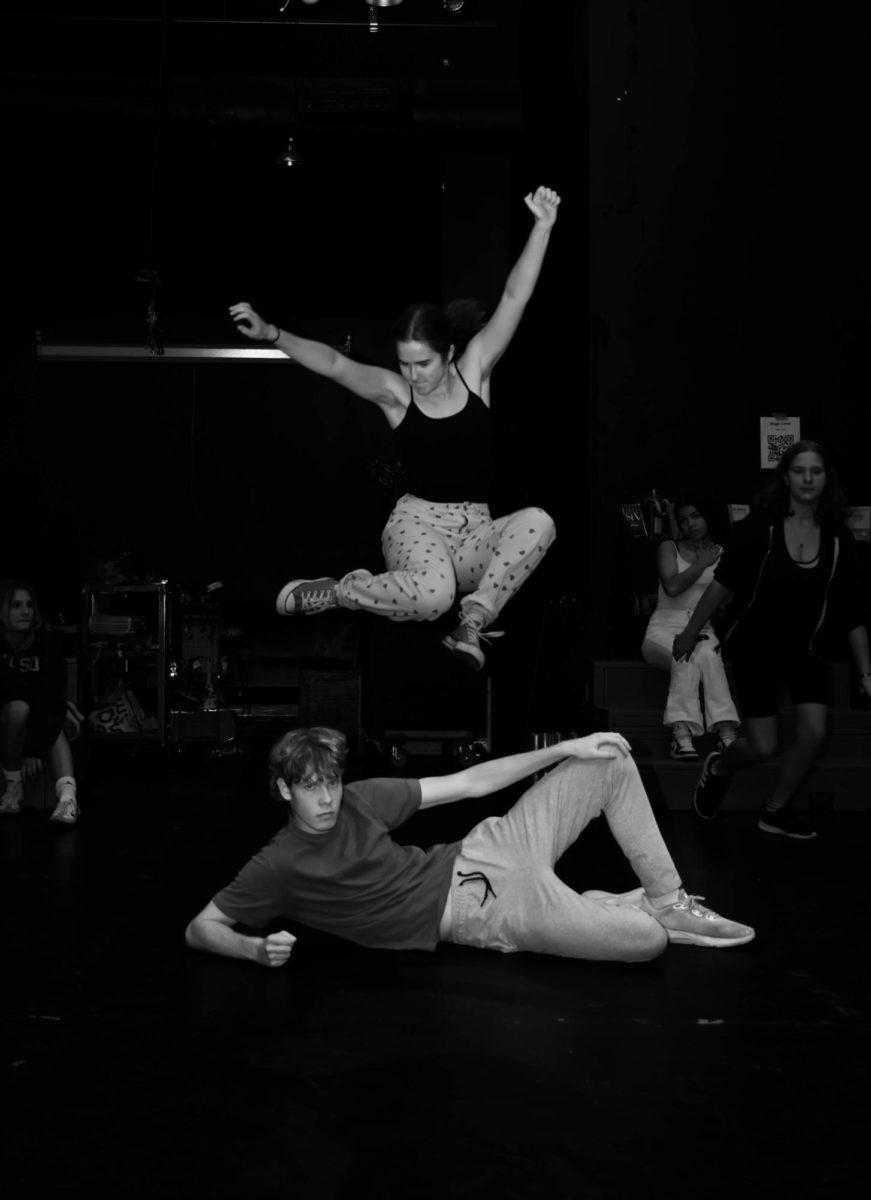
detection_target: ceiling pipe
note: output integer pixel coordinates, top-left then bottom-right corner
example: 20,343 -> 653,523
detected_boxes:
0,75 -> 522,133
0,13 -> 497,31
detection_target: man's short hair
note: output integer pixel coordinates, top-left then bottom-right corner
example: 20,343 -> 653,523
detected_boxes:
268,726 -> 348,799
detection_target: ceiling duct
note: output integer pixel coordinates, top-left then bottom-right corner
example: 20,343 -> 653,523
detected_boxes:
299,82 -> 399,117
1,74 -> 521,135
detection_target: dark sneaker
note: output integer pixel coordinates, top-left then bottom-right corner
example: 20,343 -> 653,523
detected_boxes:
758,806 -> 817,840
644,889 -> 755,948
692,750 -> 731,820
669,736 -> 699,761
715,725 -> 738,753
276,577 -> 339,616
442,609 -> 503,672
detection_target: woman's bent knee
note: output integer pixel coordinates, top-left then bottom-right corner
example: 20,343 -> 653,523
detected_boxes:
424,581 -> 457,620
797,726 -> 826,753
747,739 -> 778,762
641,638 -> 672,671
529,508 -> 556,544
1,699 -> 31,725
695,642 -> 721,664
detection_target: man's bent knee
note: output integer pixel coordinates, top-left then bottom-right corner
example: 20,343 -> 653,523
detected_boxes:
625,918 -> 669,962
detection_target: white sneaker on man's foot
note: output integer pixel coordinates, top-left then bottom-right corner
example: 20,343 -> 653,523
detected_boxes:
643,889 -> 755,948
276,578 -> 340,616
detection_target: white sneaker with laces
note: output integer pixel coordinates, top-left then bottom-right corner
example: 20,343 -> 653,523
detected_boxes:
0,790 -> 23,816
644,889 -> 755,948
669,723 -> 698,760
50,796 -> 79,824
669,737 -> 699,761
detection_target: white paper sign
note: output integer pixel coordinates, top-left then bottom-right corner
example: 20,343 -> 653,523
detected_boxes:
760,415 -> 801,469
847,506 -> 871,541
728,504 -> 750,525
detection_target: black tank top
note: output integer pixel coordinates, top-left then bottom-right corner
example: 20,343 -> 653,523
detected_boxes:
393,369 -> 494,504
755,524 -> 828,642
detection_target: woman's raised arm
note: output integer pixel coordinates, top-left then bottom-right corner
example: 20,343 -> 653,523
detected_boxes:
459,186 -> 560,382
229,301 -> 407,417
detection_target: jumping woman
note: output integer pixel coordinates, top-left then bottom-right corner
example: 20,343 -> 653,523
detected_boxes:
229,185 -> 561,671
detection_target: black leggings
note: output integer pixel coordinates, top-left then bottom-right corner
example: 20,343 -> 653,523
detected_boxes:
728,650 -> 829,719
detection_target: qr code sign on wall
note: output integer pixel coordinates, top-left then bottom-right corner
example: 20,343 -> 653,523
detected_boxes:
766,433 -> 796,464
759,417 -> 800,468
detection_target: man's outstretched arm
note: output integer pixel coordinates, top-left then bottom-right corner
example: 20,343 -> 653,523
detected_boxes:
418,732 -> 631,810
185,901 -> 296,968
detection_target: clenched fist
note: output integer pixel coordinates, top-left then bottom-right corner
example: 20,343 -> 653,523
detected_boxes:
254,929 -> 297,968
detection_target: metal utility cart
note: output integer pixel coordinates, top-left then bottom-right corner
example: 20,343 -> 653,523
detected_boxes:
80,581 -> 174,748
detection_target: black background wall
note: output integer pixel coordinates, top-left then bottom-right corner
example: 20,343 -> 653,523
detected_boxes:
1,1 -> 583,626
586,1 -> 871,650
2,1 -> 869,653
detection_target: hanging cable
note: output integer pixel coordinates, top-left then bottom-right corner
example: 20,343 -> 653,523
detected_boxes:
136,0 -> 174,356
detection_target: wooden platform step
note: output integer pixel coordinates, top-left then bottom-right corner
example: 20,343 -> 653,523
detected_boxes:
582,657 -> 856,710
601,707 -> 870,760
581,658 -> 870,813
635,755 -> 869,812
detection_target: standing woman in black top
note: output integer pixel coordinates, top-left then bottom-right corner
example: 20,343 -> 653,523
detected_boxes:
673,441 -> 871,839
230,185 -> 560,671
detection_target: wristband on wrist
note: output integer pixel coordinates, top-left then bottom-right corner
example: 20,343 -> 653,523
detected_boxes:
267,325 -> 281,344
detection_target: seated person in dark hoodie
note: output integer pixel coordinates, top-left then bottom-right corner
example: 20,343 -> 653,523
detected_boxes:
674,440 -> 871,840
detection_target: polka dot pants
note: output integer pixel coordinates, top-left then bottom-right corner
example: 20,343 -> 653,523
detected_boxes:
336,493 -> 556,624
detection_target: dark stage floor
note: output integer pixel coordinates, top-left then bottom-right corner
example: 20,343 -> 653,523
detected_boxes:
2,746 -> 868,1199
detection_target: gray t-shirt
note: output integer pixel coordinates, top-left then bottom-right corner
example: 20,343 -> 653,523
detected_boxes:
212,777 -> 460,951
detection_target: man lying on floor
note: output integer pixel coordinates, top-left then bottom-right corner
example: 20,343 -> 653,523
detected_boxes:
185,726 -> 754,968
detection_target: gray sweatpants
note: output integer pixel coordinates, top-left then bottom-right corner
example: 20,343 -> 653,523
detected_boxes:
447,755 -> 682,962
